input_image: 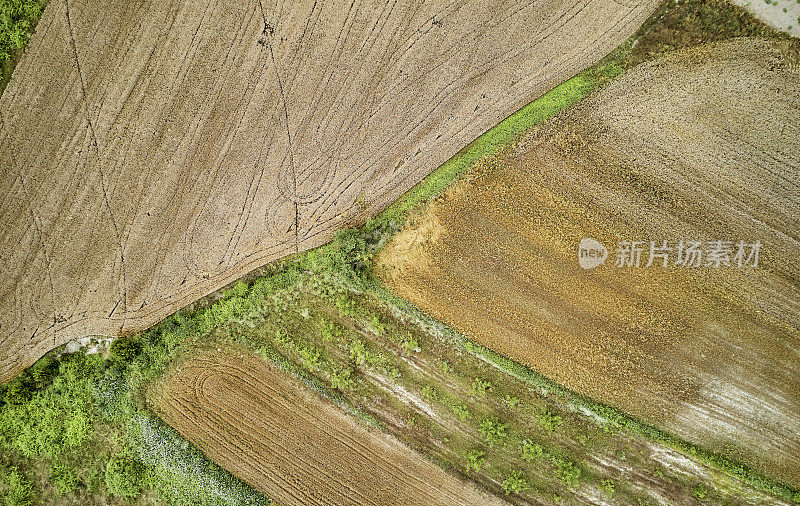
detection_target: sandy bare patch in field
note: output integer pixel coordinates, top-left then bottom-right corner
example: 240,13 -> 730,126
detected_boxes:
152,348 -> 504,505
730,0 -> 800,37
378,38 -> 800,485
0,0 -> 660,384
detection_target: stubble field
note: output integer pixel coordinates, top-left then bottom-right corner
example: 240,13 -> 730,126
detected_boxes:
0,0 -> 660,384
378,37 -> 800,486
152,347 -> 505,506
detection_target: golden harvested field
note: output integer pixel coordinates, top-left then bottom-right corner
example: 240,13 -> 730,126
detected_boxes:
152,348 -> 505,505
378,38 -> 800,485
0,0 -> 660,385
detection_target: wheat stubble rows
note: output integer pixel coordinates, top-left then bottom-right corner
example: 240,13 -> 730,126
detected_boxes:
0,0 -> 659,383
153,349 -> 505,505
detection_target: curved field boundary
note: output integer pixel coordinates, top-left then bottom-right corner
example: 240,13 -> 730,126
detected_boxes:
0,0 -> 660,385
153,348 -> 506,506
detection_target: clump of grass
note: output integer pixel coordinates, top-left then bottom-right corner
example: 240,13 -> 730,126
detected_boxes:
465,449 -> 486,472
599,479 -> 615,499
479,417 -> 508,447
501,470 -> 528,495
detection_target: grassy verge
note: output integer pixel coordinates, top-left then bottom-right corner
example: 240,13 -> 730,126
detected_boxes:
369,51 -> 626,234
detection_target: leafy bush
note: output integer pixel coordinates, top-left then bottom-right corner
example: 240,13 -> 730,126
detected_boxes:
398,332 -> 419,353
450,402 -> 471,422
535,408 -> 562,434
479,417 -> 508,447
502,395 -> 520,410
420,385 -> 438,402
50,463 -> 80,495
320,320 -> 342,342
297,345 -> 322,370
465,449 -> 486,472
105,455 -> 145,498
520,439 -> 544,461
0,0 -> 43,63
470,377 -> 491,396
691,483 -> 709,500
329,367 -> 355,391
2,378 -> 31,405
2,466 -> 33,505
554,459 -> 581,488
335,295 -> 358,317
501,470 -> 528,495
368,315 -> 386,336
348,339 -> 369,365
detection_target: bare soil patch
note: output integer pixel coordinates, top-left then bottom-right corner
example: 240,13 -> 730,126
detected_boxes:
0,0 -> 660,384
152,347 -> 505,506
378,38 -> 800,485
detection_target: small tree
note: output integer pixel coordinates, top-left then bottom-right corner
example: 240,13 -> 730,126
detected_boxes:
502,470 -> 528,495
479,417 -> 508,447
465,449 -> 486,472
105,455 -> 145,498
109,337 -> 139,363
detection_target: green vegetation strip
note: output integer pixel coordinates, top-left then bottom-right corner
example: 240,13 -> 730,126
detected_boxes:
364,27 -> 799,502
371,281 -> 800,502
371,47 -> 626,231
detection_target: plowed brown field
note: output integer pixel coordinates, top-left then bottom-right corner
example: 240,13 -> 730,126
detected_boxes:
378,38 -> 800,485
153,348 -> 505,505
0,0 -> 660,385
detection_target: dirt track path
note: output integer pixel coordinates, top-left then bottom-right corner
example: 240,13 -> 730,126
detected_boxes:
0,0 -> 659,384
153,349 -> 507,505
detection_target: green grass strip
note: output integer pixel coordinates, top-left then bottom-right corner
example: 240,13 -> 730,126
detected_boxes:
370,281 -> 800,503
374,72 -> 596,229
